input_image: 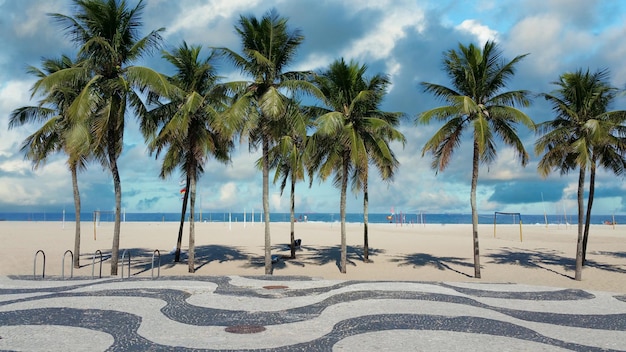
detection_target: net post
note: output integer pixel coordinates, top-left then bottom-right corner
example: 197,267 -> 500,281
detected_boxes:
93,211 -> 97,240
493,212 -> 496,238
519,219 -> 523,242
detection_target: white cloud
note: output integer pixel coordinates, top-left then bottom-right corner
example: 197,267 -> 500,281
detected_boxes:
505,14 -> 596,77
0,159 -> 31,175
218,182 -> 238,206
168,1 -> 252,34
14,2 -> 66,37
455,19 -> 498,45
341,2 -> 426,61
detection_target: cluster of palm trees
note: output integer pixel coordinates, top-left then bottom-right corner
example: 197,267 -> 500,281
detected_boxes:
419,42 -> 626,281
9,1 -> 404,276
9,0 -> 625,281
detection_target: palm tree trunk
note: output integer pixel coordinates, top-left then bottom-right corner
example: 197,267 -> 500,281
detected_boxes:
263,138 -> 272,274
340,154 -> 348,273
471,140 -> 481,279
109,132 -> 122,276
290,173 -> 296,259
71,164 -> 81,269
175,175 -> 190,262
575,167 -> 586,281
582,159 -> 596,265
363,171 -> 369,263
188,174 -> 196,273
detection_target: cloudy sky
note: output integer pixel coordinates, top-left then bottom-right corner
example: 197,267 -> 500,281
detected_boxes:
1,0 -> 625,216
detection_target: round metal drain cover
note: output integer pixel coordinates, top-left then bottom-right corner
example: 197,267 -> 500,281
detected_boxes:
224,325 -> 266,334
263,285 -> 288,290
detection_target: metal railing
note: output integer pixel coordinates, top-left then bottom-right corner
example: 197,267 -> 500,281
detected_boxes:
33,250 -> 45,279
151,249 -> 161,279
91,250 -> 103,279
120,249 -> 130,279
61,250 -> 73,279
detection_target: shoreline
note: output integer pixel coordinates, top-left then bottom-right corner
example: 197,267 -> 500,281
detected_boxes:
2,221 -> 625,293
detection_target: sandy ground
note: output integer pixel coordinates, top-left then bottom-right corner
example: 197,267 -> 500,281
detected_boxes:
1,220 -> 625,293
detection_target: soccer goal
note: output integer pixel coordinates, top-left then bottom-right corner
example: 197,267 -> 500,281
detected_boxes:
92,210 -> 115,240
493,212 -> 523,242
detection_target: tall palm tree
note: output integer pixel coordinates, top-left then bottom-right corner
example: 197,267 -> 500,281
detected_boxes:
9,55 -> 90,269
267,100 -> 311,259
417,41 -> 534,278
308,58 -> 404,273
142,42 -> 233,273
42,0 -> 168,275
535,68 -> 626,280
349,81 -> 405,263
216,9 -> 319,274
583,111 -> 626,263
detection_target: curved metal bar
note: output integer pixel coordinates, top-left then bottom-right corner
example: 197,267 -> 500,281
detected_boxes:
120,249 -> 130,279
91,250 -> 103,279
62,250 -> 74,279
33,250 -> 45,279
151,249 -> 161,279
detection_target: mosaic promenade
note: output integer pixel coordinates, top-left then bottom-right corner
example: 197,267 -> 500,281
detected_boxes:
1,275 -> 625,351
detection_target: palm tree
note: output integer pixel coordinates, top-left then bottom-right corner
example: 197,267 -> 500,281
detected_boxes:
216,9 -> 319,274
349,81 -> 405,263
583,111 -> 626,263
308,58 -> 404,272
417,41 -> 534,278
142,42 -> 233,273
9,55 -> 90,269
42,0 -> 168,275
267,100 -> 311,259
535,68 -> 626,280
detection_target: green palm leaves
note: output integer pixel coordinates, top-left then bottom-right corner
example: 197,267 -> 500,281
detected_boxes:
418,41 -> 534,279
218,9 -> 316,274
42,0 -> 166,275
309,58 -> 405,272
142,42 -> 233,273
535,68 -> 626,281
10,55 -> 89,269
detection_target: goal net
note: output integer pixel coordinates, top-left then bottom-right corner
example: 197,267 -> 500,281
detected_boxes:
92,210 -> 115,240
493,212 -> 523,242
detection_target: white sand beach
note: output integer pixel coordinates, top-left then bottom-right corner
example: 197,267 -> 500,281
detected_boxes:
1,220 -> 625,293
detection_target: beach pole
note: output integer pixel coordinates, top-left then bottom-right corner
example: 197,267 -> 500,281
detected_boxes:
612,213 -> 616,229
93,211 -> 97,240
541,193 -> 548,228
244,208 -> 246,228
252,208 -> 254,226
563,202 -> 564,230
229,211 -> 232,231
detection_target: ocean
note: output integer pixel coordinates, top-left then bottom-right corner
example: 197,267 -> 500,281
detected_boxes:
0,211 -> 623,225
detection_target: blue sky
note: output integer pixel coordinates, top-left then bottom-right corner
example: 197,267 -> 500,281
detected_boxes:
1,0 -> 625,216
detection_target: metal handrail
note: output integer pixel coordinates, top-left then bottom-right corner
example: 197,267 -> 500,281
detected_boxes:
33,250 -> 45,279
91,250 -> 103,279
151,249 -> 161,279
120,249 -> 130,279
61,250 -> 74,279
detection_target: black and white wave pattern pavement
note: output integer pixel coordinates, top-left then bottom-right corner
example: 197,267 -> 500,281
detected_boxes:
1,275 -> 625,351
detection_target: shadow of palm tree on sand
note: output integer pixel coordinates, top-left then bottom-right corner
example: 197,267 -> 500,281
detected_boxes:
89,245 -> 253,276
486,247 -> 626,280
389,253 -> 474,278
592,251 -> 626,259
245,244 -> 385,274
